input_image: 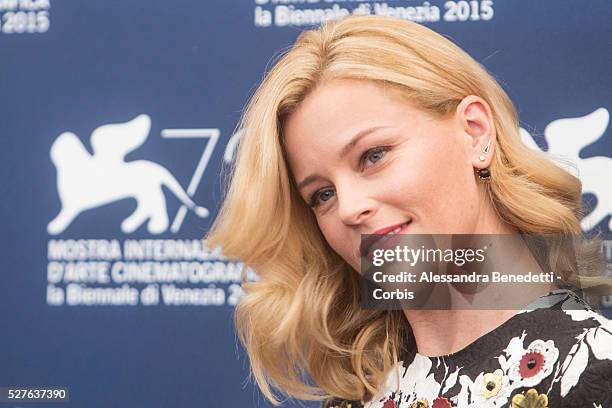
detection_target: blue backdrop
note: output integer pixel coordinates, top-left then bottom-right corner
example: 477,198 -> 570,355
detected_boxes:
2,1 -> 611,407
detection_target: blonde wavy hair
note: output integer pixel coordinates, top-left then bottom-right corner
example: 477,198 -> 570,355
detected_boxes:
205,15 -> 607,405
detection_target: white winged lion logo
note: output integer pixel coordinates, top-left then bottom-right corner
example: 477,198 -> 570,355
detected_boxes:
520,108 -> 611,232
47,114 -> 210,235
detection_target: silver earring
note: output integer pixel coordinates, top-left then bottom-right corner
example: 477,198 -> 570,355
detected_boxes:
479,140 -> 491,161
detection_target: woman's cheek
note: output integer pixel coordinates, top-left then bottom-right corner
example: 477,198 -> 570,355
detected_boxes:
319,221 -> 344,253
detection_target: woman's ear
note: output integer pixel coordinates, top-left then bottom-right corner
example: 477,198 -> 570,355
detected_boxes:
455,95 -> 497,169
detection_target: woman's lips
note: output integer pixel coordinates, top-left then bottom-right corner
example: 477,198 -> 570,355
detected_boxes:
361,221 -> 412,261
371,221 -> 409,235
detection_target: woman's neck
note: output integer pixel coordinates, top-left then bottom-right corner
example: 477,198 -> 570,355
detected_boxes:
404,308 -> 522,357
402,232 -> 557,357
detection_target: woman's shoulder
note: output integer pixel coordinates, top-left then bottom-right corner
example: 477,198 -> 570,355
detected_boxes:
559,345 -> 612,408
481,290 -> 612,406
510,288 -> 609,338
547,294 -> 612,407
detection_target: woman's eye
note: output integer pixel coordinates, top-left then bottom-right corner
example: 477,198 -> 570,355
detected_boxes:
361,146 -> 389,168
309,189 -> 335,208
308,146 -> 390,209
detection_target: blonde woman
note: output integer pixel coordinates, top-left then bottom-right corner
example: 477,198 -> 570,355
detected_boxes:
206,15 -> 611,408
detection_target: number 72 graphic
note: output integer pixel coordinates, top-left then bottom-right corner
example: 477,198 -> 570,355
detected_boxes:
161,128 -> 220,233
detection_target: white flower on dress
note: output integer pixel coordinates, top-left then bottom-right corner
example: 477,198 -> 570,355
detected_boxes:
452,369 -> 511,408
403,354 -> 442,403
508,339 -> 559,387
364,355 -> 442,408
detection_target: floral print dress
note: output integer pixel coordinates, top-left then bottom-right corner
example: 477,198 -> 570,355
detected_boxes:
321,289 -> 612,408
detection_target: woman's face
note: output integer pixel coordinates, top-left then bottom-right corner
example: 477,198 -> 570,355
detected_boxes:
282,79 -> 500,272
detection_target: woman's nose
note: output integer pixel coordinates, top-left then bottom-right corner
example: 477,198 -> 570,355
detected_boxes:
336,183 -> 375,226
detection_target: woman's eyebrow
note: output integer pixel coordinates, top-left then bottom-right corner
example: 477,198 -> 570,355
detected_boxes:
338,125 -> 391,159
296,125 -> 391,192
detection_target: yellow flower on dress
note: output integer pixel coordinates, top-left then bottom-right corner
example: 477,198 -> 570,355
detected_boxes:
408,398 -> 429,408
481,369 -> 503,398
511,388 -> 549,408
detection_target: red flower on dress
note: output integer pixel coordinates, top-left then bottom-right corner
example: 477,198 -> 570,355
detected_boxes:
432,397 -> 452,408
382,400 -> 396,408
519,351 -> 545,378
